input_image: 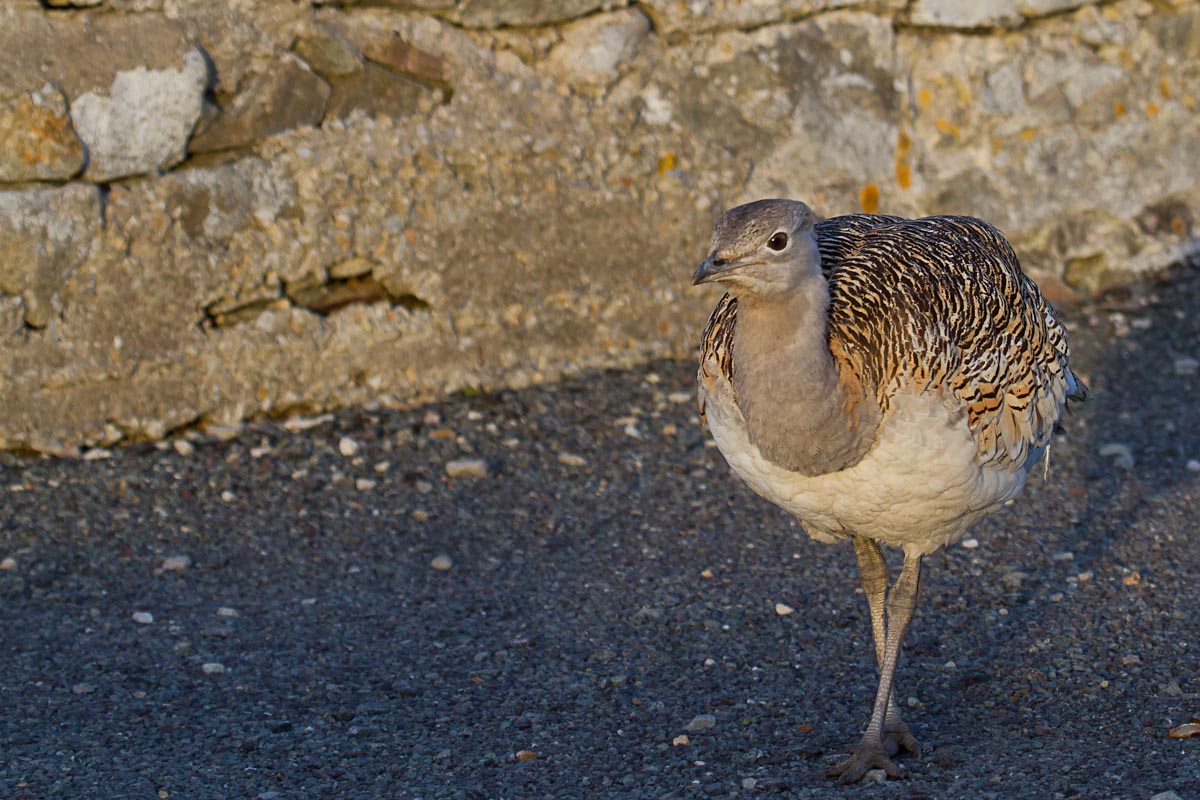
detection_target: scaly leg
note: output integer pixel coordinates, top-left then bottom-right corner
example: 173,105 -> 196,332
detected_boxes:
852,536 -> 921,758
827,550 -> 923,783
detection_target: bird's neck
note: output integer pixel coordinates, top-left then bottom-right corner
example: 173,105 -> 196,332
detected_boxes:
732,283 -> 879,476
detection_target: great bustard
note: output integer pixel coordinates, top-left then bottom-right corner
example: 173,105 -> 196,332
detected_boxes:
692,199 -> 1086,783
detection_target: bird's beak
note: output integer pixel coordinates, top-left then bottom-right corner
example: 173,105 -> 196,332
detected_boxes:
692,254 -> 734,286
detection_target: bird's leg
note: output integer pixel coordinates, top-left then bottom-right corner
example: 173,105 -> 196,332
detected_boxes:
851,536 -> 920,758
828,551 -> 923,784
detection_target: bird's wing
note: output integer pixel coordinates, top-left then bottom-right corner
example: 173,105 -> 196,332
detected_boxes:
697,292 -> 738,421
817,214 -> 1084,470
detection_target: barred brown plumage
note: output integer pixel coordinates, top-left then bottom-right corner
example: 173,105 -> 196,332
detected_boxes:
692,199 -> 1086,784
701,213 -> 1087,471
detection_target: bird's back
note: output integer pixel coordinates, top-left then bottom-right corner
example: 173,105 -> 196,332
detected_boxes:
703,213 -> 1085,473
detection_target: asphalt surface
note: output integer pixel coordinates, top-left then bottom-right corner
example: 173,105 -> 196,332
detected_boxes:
2,267 -> 1199,800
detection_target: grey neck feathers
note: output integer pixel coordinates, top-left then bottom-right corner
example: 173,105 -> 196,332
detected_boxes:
732,282 -> 879,476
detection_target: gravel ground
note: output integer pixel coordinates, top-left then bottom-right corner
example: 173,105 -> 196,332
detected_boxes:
2,268 -> 1199,800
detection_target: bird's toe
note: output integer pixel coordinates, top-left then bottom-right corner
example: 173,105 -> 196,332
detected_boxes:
826,740 -> 904,784
883,725 -> 921,757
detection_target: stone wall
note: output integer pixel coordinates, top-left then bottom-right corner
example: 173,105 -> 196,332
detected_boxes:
0,0 -> 1197,454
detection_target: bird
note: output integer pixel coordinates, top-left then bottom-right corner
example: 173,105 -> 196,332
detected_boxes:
692,198 -> 1086,783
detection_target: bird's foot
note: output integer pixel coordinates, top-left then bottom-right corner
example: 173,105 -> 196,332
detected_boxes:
883,721 -> 921,758
825,739 -> 904,784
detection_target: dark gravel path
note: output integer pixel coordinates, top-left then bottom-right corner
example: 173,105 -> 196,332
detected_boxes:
2,269 -> 1199,800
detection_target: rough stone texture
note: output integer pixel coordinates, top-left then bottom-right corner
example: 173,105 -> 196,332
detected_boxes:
0,185 -> 100,333
642,0 -> 906,37
294,27 -> 366,79
0,0 -> 1196,452
72,49 -> 209,181
189,56 -> 330,154
0,13 -> 196,98
907,0 -> 1096,28
324,63 -> 440,121
544,8 -> 651,90
0,82 -> 85,182
309,0 -> 618,27
0,13 -> 210,181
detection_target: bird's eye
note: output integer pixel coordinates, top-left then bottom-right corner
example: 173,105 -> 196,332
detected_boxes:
767,232 -> 789,251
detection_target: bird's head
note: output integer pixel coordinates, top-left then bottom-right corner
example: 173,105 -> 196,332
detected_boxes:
692,199 -> 821,300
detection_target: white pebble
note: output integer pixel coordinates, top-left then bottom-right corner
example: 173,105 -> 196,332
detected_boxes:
338,437 -> 360,457
206,423 -> 242,441
282,413 -> 334,432
82,448 -> 112,461
0,556 -> 15,570
161,555 -> 191,571
423,410 -> 441,425
557,452 -> 587,467
961,538 -> 979,549
201,662 -> 226,675
431,555 -> 453,571
863,768 -> 887,784
1052,551 -> 1074,561
132,611 -> 154,624
355,478 -> 377,491
1099,443 -> 1134,470
774,602 -> 794,616
1186,460 -> 1200,473
216,607 -> 239,617
445,458 -> 488,478
173,439 -> 195,456
666,392 -> 692,404
1173,357 -> 1198,376
220,490 -> 235,503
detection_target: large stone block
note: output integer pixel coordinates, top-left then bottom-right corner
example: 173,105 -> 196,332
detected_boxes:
641,0 -> 904,37
544,8 -> 651,90
189,56 -> 330,154
906,0 -> 1096,28
907,0 -> 1023,28
71,50 -> 209,181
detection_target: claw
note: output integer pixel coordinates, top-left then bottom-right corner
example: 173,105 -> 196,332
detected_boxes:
885,733 -> 921,758
883,723 -> 921,758
826,740 -> 904,784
